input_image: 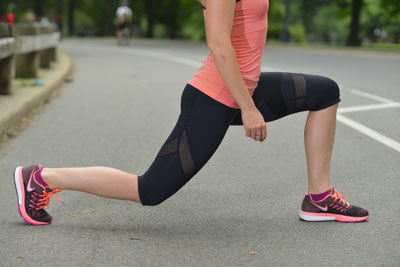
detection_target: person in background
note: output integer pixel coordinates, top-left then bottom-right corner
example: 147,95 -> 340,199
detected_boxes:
24,9 -> 37,23
55,11 -> 63,36
115,0 -> 132,44
4,5 -> 15,25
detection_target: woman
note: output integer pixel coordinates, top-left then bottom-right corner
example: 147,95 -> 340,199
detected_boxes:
14,0 -> 368,225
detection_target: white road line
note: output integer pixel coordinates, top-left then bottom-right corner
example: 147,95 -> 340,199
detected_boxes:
133,49 -> 289,73
337,114 -> 400,152
133,48 -> 203,68
338,102 -> 400,113
346,88 -> 397,104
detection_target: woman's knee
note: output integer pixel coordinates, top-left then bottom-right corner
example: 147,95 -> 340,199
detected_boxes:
326,77 -> 340,99
309,75 -> 341,111
139,193 -> 167,206
137,176 -> 165,206
137,173 -> 188,206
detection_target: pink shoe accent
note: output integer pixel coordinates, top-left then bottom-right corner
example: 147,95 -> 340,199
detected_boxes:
18,205 -> 50,225
34,165 -> 49,188
300,210 -> 369,223
310,188 -> 332,202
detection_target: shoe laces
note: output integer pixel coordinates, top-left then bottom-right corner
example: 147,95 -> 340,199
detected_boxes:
31,188 -> 65,210
331,190 -> 350,208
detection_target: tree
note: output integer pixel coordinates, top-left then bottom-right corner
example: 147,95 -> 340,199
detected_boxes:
347,0 -> 363,46
0,2 -> 4,19
68,0 -> 74,35
34,0 -> 43,18
145,0 -> 154,37
381,0 -> 400,42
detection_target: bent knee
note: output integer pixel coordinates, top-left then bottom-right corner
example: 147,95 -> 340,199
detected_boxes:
309,76 -> 341,111
141,196 -> 166,206
137,174 -> 188,206
327,77 -> 340,99
137,176 -> 168,206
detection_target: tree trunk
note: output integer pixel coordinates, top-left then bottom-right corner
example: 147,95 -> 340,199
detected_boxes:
168,0 -> 179,38
68,0 -> 75,35
0,1 -> 4,20
280,0 -> 291,42
34,0 -> 43,18
145,0 -> 154,37
14,0 -> 19,22
346,0 -> 363,46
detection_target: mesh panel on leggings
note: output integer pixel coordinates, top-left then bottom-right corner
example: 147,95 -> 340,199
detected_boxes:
155,129 -> 196,178
157,135 -> 179,156
290,73 -> 307,111
179,130 -> 196,178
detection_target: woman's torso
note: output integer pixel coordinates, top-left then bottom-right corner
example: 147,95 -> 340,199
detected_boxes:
188,0 -> 269,109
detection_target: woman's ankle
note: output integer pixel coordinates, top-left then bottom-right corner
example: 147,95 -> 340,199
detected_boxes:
41,168 -> 59,190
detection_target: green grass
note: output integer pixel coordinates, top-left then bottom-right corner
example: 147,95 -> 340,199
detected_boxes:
266,39 -> 400,52
361,43 -> 400,51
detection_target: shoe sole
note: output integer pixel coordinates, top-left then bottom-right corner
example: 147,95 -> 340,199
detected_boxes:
14,167 -> 51,226
299,210 -> 368,223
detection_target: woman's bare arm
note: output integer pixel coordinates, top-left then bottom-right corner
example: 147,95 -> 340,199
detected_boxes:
203,0 -> 267,142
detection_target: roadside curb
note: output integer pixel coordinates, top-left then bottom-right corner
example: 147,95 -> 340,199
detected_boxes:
0,51 -> 73,137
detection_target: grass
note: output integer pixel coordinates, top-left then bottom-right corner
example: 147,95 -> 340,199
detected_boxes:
266,39 -> 400,52
361,43 -> 400,51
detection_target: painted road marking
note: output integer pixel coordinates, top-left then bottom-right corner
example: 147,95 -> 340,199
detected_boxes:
336,114 -> 400,152
338,102 -> 400,114
346,88 -> 397,104
131,48 -> 400,153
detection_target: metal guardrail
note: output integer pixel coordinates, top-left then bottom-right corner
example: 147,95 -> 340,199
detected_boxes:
0,22 -> 14,94
0,22 -> 60,94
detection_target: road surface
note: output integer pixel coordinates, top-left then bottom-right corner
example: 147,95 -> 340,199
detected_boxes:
1,38 -> 399,266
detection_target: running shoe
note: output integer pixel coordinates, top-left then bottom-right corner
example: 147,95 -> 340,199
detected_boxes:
14,165 -> 63,225
299,187 -> 369,223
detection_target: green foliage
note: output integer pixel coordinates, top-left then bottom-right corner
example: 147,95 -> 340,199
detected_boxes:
289,25 -> 306,44
311,3 -> 349,43
153,24 -> 167,38
361,0 -> 400,43
267,0 -> 285,39
181,8 -> 205,41
3,0 -> 398,45
74,9 -> 94,36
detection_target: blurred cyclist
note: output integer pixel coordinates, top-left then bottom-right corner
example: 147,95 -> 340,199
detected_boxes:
115,0 -> 132,45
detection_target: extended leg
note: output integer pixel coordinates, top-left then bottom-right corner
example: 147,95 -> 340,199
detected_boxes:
41,84 -> 236,206
42,167 -> 140,202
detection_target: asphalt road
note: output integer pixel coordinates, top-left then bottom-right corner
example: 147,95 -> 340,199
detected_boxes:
1,38 -> 399,266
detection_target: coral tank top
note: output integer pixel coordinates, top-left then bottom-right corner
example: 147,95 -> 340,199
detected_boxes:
188,0 -> 269,109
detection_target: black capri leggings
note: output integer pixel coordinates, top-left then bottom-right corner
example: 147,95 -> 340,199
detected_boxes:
138,72 -> 340,205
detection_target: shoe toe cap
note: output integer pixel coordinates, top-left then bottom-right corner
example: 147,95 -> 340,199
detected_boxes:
29,209 -> 52,223
349,205 -> 369,217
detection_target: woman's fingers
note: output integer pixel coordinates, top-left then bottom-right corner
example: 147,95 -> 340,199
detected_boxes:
246,128 -> 251,137
255,129 -> 262,141
241,107 -> 267,142
250,128 -> 256,140
261,126 -> 267,142
249,124 -> 266,142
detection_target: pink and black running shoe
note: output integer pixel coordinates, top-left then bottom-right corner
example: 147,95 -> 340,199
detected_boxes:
299,187 -> 369,223
14,165 -> 63,225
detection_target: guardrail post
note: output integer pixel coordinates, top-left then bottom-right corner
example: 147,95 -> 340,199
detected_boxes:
40,23 -> 58,68
0,22 -> 15,94
14,22 -> 41,78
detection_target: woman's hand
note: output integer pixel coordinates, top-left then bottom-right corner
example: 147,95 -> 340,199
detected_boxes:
241,106 -> 267,142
